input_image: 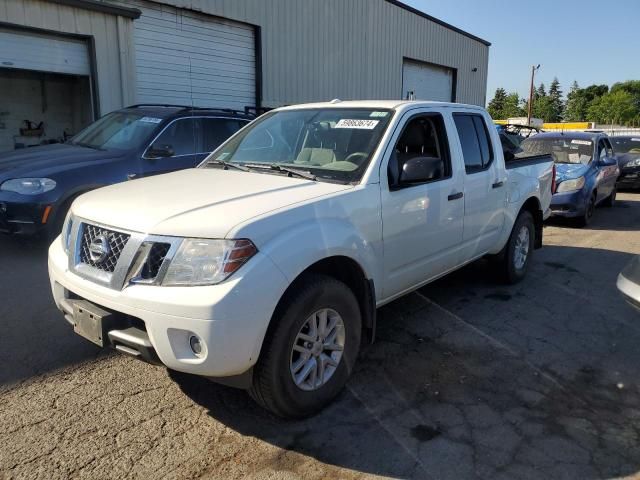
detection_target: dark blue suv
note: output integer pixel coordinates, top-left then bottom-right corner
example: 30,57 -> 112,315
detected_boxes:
0,105 -> 252,238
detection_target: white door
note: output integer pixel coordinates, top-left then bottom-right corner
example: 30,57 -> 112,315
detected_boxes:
452,113 -> 506,257
131,0 -> 256,110
0,28 -> 90,76
381,112 -> 464,299
402,59 -> 453,102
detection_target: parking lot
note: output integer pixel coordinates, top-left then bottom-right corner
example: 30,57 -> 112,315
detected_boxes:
1,192 -> 639,480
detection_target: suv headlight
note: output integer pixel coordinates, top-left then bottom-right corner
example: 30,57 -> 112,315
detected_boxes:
0,178 -> 56,195
556,176 -> 585,193
162,239 -> 257,286
627,158 -> 640,167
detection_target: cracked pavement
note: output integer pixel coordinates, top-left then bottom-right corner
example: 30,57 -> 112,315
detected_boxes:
2,192 -> 640,479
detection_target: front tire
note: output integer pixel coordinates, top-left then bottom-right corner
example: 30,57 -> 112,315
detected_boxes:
500,211 -> 535,285
603,187 -> 616,207
575,192 -> 596,227
249,274 -> 361,418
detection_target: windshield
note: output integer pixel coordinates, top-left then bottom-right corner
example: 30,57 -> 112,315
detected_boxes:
612,137 -> 640,155
203,108 -> 393,183
70,112 -> 163,150
519,137 -> 593,165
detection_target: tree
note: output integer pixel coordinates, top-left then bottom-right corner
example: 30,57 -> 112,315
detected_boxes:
564,81 -> 588,121
587,90 -> 637,125
487,88 -> 508,119
610,80 -> 640,111
547,78 -> 563,122
535,83 -> 546,99
502,92 -> 524,118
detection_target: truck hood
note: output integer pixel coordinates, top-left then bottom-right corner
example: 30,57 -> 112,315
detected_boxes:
72,168 -> 352,238
0,143 -> 126,180
555,163 -> 589,183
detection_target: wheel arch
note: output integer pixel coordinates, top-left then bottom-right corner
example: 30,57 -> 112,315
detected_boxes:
519,196 -> 543,249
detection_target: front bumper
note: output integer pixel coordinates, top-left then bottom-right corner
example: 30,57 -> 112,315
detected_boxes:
617,167 -> 640,188
617,273 -> 640,313
548,189 -> 587,218
0,196 -> 53,235
48,237 -> 289,378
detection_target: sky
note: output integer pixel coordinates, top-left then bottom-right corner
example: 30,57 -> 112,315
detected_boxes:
403,0 -> 640,103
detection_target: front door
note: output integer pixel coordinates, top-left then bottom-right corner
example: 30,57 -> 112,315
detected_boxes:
452,113 -> 505,258
381,112 -> 464,299
141,117 -> 204,177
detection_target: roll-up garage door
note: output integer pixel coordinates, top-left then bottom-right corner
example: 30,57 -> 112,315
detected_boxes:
131,1 -> 256,111
0,28 -> 90,76
402,59 -> 454,102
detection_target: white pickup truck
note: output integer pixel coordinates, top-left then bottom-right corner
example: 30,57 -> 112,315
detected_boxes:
49,100 -> 554,418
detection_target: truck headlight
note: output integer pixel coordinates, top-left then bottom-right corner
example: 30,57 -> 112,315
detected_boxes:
61,213 -> 74,253
556,176 -> 585,193
0,178 -> 56,195
162,239 -> 257,286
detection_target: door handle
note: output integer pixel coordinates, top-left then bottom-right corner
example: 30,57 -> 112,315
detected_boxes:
127,173 -> 137,180
448,192 -> 464,201
492,181 -> 504,189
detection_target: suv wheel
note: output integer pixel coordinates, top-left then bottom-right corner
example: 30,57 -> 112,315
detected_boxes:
249,274 -> 361,418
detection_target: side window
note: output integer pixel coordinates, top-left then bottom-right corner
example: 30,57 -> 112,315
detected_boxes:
453,113 -> 494,173
604,138 -> 614,157
151,118 -> 199,157
388,114 -> 451,187
598,140 -> 607,161
201,118 -> 247,152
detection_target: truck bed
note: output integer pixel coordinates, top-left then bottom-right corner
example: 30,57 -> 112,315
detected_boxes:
505,153 -> 554,170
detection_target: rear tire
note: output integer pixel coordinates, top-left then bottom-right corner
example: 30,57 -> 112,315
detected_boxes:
499,211 -> 534,285
249,274 -> 361,418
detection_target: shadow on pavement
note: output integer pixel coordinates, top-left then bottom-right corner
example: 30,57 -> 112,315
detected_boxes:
0,236 -> 99,388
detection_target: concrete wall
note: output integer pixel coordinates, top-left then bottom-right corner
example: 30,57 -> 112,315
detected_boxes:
133,0 -> 490,107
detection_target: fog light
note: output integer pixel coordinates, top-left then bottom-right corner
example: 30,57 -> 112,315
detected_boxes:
189,335 -> 203,356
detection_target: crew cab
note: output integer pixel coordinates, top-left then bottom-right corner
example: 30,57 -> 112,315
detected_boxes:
518,132 -> 619,226
0,104 -> 251,238
48,101 -> 554,418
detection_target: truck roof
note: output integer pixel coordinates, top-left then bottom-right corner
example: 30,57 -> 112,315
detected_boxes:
275,100 -> 485,113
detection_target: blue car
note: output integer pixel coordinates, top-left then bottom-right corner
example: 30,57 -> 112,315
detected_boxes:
519,132 -> 619,227
0,105 -> 252,238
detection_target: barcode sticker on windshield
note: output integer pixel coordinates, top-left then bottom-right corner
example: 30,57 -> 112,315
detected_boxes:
335,119 -> 379,129
140,117 -> 162,124
571,139 -> 591,145
370,111 -> 389,118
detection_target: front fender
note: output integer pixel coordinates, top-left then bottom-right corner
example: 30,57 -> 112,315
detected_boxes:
259,217 -> 380,291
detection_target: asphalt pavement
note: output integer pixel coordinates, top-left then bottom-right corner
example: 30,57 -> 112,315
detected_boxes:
1,193 -> 640,480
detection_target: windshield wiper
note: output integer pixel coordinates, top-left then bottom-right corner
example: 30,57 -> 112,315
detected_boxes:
206,159 -> 251,172
269,164 -> 317,181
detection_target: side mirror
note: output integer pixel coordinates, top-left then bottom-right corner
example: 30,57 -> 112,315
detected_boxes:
398,156 -> 443,185
145,144 -> 174,159
599,156 -> 617,167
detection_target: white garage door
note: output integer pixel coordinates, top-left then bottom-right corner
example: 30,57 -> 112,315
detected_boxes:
0,28 -> 90,76
402,59 -> 454,102
132,1 -> 256,111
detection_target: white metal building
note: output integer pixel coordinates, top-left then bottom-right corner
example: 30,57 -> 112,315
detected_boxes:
0,0 -> 490,151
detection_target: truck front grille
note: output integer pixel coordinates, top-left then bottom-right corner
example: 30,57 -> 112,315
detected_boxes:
79,224 -> 131,273
141,242 -> 171,280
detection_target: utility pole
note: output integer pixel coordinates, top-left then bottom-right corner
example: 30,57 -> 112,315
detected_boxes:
527,64 -> 541,126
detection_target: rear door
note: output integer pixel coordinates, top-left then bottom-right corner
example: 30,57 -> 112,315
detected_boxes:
201,117 -> 249,155
595,138 -> 617,201
452,112 -> 506,257
380,110 -> 464,298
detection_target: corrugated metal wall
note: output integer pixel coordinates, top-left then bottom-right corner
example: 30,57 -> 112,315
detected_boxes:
142,0 -> 489,106
0,0 -> 136,115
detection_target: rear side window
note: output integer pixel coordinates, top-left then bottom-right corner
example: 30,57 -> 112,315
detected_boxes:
453,113 -> 494,173
201,118 -> 248,152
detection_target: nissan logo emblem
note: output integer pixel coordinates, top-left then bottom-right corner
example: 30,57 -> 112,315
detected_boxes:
88,235 -> 110,263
